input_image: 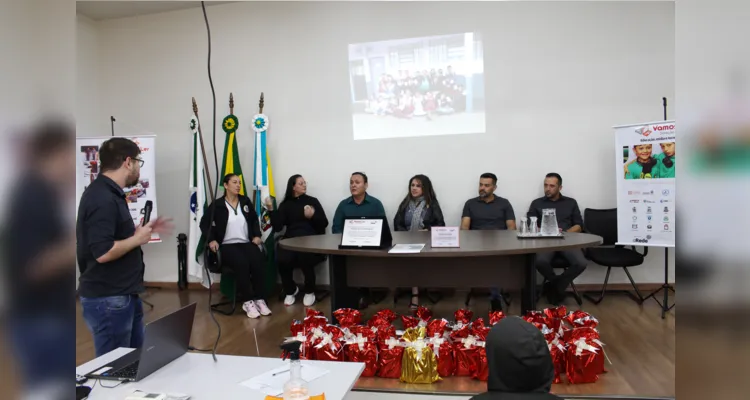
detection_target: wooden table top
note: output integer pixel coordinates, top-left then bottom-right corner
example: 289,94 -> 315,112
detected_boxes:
279,230 -> 602,258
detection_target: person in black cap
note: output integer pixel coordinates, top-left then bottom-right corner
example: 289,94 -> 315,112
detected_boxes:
470,317 -> 562,400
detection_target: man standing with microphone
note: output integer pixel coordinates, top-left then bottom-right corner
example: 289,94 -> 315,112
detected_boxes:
77,137 -> 172,357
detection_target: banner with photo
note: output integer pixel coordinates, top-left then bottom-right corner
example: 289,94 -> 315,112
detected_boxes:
614,121 -> 675,247
76,135 -> 161,243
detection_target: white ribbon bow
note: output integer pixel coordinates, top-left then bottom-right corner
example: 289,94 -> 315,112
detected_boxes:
408,339 -> 427,361
461,336 -> 477,349
345,333 -> 368,351
573,338 -> 599,356
548,337 -> 566,353
385,337 -> 402,350
284,333 -> 307,343
315,332 -> 339,353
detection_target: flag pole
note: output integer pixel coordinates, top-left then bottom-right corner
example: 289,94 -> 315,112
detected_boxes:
193,97 -> 216,202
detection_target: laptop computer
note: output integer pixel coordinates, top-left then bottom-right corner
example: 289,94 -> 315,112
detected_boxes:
85,302 -> 197,382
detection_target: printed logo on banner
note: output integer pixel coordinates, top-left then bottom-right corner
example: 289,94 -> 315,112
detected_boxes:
644,199 -> 656,203
664,206 -> 670,212
628,190 -> 641,195
660,199 -> 671,203
662,189 -> 670,196
632,224 -> 638,230
632,207 -> 637,213
647,224 -> 653,230
633,237 -> 649,243
635,126 -> 653,137
647,206 -> 652,213
663,224 -> 670,231
647,216 -> 653,221
630,200 -> 640,203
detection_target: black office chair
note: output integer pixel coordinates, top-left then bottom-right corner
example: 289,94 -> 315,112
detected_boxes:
582,208 -> 648,305
547,253 -> 584,306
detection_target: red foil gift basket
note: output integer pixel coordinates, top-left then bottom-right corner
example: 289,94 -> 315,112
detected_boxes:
566,337 -> 602,384
427,336 -> 455,377
376,336 -> 404,379
344,333 -> 378,377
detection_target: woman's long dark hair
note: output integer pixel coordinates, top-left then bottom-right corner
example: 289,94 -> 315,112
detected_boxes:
398,174 -> 437,211
281,174 -> 303,205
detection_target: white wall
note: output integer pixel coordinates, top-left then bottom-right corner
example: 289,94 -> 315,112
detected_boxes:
77,14 -> 105,139
80,1 -> 675,285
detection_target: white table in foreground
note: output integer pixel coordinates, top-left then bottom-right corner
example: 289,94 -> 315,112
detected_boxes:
76,348 -> 365,400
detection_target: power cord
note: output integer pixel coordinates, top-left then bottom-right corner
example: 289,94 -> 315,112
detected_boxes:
200,0 -> 221,363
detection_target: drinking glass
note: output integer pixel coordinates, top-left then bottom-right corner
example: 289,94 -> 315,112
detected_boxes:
519,217 -> 529,236
529,216 -> 539,235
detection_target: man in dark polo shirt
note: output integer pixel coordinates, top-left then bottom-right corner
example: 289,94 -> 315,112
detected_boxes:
527,173 -> 586,304
461,173 -> 516,311
331,172 -> 386,233
77,137 -> 172,357
331,172 -> 386,309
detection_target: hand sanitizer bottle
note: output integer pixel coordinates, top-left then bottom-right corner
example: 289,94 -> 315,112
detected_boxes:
281,341 -> 309,400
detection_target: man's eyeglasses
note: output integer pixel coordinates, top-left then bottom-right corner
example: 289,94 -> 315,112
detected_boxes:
132,157 -> 145,167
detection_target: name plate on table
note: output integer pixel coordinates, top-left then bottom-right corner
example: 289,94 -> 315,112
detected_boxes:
339,216 -> 393,249
431,226 -> 460,247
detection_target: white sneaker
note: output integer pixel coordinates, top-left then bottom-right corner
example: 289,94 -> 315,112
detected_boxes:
255,299 -> 272,316
284,287 -> 299,306
243,301 -> 260,318
303,292 -> 316,307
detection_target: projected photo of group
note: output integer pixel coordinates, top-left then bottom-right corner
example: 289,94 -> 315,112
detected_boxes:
348,32 -> 485,140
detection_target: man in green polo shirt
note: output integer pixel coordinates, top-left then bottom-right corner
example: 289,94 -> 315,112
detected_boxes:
331,172 -> 386,310
332,172 -> 386,233
654,141 -> 675,178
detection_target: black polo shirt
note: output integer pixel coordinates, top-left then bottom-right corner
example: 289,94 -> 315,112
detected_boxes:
527,195 -> 583,231
76,175 -> 144,298
462,195 -> 516,230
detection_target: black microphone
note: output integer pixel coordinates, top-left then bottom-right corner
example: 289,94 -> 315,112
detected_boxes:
142,200 -> 153,226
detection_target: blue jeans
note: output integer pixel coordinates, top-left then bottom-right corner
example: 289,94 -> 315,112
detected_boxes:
80,295 -> 144,357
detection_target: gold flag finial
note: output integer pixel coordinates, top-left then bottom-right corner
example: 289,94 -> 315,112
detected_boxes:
229,93 -> 234,114
259,92 -> 264,114
192,97 -> 198,114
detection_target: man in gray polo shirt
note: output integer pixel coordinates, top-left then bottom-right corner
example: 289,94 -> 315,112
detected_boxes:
461,173 -> 516,311
528,172 -> 587,305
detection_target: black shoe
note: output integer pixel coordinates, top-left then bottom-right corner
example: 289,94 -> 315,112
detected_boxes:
546,286 -> 565,305
542,281 -> 554,296
490,298 -> 503,312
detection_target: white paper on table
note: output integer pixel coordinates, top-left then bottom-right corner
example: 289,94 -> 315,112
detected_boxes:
388,244 -> 425,253
239,362 -> 330,396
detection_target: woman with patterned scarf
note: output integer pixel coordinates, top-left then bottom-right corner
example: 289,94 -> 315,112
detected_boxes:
393,174 -> 446,309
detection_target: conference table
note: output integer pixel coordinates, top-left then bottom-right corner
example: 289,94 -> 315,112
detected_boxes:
76,348 -> 365,399
279,230 -> 603,319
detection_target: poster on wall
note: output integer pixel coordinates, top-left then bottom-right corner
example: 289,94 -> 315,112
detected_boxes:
614,121 -> 675,247
75,135 -> 161,243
